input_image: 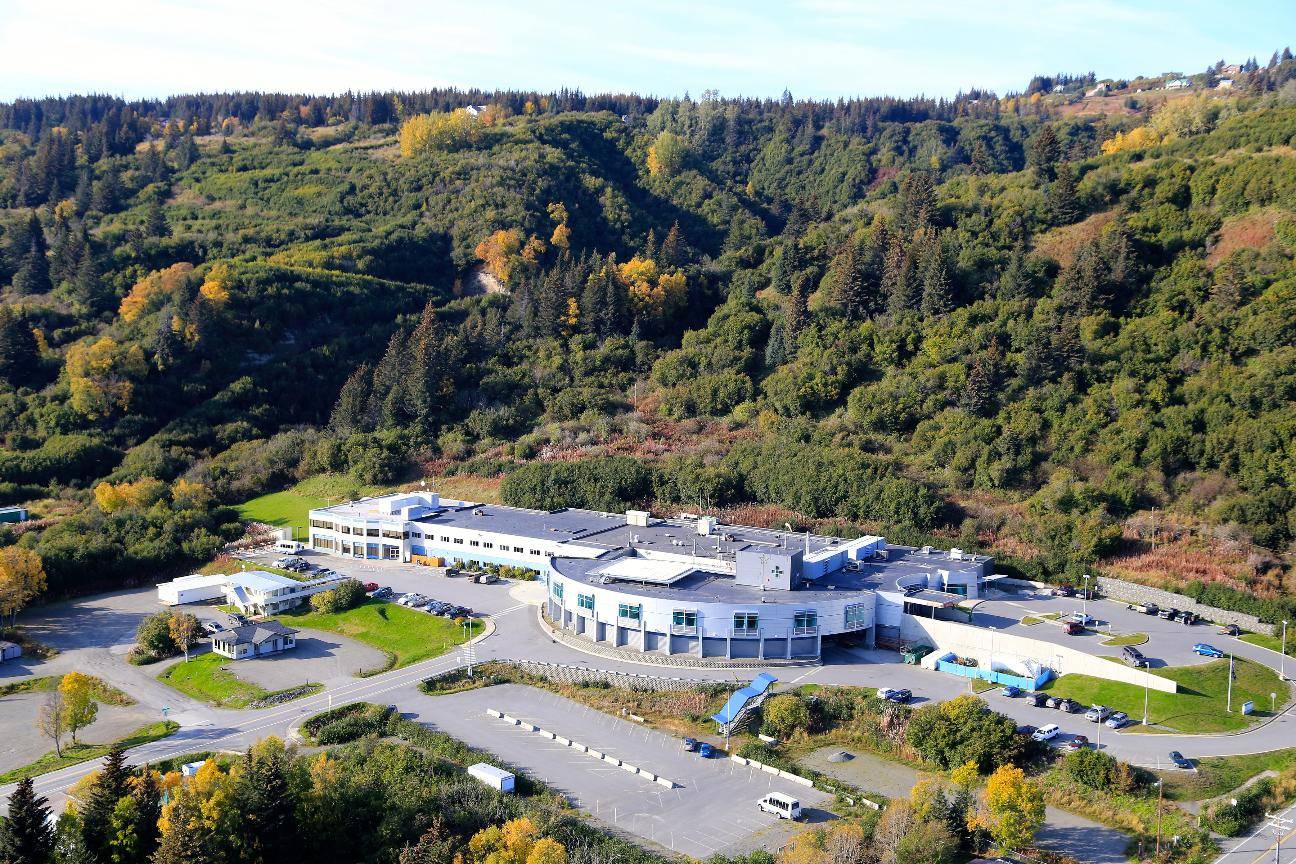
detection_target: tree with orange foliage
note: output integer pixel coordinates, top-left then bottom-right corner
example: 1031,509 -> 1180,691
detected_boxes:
475,229 -> 524,284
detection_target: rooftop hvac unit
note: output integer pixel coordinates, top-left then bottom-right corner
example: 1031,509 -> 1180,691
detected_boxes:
626,509 -> 650,527
920,545 -> 933,555
949,547 -> 963,561
697,516 -> 717,537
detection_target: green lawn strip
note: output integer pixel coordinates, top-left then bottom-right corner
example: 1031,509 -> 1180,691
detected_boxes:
1021,616 -> 1043,625
0,721 -> 179,784
1042,657 -> 1288,733
1240,632 -> 1294,657
237,474 -> 387,537
158,653 -> 320,708
272,600 -> 482,672
0,674 -> 136,705
1101,632 -> 1149,647
1155,748 -> 1296,801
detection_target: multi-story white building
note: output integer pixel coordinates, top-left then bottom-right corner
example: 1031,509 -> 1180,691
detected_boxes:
308,493 -> 993,662
157,570 -> 347,616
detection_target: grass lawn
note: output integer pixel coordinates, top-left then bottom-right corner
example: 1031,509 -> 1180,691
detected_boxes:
1240,632 -> 1293,657
0,674 -> 135,705
0,721 -> 179,783
1042,657 -> 1289,733
274,600 -> 482,671
238,474 -> 389,537
159,653 -> 320,708
1155,748 -> 1296,801
1101,632 -> 1149,647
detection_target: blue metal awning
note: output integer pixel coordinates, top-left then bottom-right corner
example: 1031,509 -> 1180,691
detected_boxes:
712,672 -> 778,725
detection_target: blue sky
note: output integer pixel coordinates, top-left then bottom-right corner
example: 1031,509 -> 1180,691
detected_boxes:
2,0 -> 1293,102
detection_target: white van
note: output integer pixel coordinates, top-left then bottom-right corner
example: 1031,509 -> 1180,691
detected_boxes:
758,792 -> 802,820
1032,723 -> 1060,742
273,540 -> 304,553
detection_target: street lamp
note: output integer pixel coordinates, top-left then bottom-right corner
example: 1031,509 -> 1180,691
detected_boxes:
1282,620 -> 1289,682
1143,669 -> 1151,726
1227,652 -> 1235,713
1082,574 -> 1091,624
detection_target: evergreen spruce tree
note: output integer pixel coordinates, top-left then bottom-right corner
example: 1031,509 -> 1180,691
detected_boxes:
896,171 -> 935,234
658,221 -> 685,269
919,239 -> 953,316
1027,126 -> 1061,180
80,744 -> 130,859
0,777 -> 54,864
91,167 -> 123,213
12,214 -> 51,296
883,233 -> 915,315
331,364 -> 372,432
238,744 -> 298,864
0,306 -> 38,385
784,273 -> 810,358
764,319 -> 787,368
997,246 -> 1032,300
1048,163 -> 1081,225
144,198 -> 170,238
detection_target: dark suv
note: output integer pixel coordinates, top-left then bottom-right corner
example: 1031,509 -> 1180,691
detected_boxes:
1122,646 -> 1148,667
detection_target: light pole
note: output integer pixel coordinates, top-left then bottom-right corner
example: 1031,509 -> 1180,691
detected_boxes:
1227,652 -> 1235,713
1282,620 -> 1289,682
1082,574 -> 1091,624
1143,669 -> 1151,726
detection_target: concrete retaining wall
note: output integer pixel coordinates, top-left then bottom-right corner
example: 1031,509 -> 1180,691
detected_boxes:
901,616 -> 1177,693
1095,576 -> 1276,636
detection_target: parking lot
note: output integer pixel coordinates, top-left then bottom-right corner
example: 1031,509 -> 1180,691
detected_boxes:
404,684 -> 830,859
969,588 -> 1244,669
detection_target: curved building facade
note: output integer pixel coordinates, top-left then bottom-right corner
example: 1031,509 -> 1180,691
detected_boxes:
307,492 -> 993,662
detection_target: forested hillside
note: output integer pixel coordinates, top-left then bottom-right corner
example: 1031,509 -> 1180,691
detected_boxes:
1,55 -> 1295,624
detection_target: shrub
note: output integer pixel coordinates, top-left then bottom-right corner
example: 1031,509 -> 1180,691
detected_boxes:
131,610 -> 198,663
309,578 -> 367,613
1063,747 -> 1118,790
761,693 -> 811,739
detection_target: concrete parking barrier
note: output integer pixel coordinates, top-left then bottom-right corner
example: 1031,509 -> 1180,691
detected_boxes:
555,736 -> 570,746
487,708 -> 503,718
588,749 -> 603,759
761,763 -> 780,776
621,762 -> 640,775
638,769 -> 656,781
777,770 -> 814,788
655,776 -> 676,789
603,754 -> 621,767
730,755 -> 749,766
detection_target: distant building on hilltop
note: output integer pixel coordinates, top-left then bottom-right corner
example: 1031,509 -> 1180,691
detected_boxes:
1165,77 -> 1192,90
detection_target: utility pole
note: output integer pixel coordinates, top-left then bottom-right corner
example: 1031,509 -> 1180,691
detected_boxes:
1082,574 -> 1091,624
1143,669 -> 1151,726
1262,810 -> 1292,864
1155,780 -> 1165,857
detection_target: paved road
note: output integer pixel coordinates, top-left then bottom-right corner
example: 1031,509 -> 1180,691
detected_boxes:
3,553 -> 1295,844
1213,798 -> 1296,864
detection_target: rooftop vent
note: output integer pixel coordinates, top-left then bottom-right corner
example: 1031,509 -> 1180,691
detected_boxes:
920,545 -> 934,555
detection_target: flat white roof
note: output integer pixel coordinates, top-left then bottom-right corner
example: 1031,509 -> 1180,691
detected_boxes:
590,557 -> 695,585
161,574 -> 229,590
227,570 -> 302,591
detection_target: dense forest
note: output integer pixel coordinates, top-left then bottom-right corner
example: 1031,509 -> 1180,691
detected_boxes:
1,52 -> 1296,624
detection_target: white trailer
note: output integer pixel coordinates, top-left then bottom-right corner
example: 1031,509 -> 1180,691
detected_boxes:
467,763 -> 515,792
157,574 -> 228,606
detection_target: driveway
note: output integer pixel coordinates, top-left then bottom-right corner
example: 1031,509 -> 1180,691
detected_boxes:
801,746 -> 1130,864
224,631 -> 387,690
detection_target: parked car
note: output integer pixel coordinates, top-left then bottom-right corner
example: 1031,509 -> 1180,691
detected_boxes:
1105,711 -> 1130,729
1193,643 -> 1225,658
1025,692 -> 1048,707
1158,607 -> 1178,620
201,620 -> 222,635
698,742 -> 715,758
1055,585 -> 1076,598
363,582 -> 379,592
370,586 -> 393,599
1016,724 -> 1037,737
1169,751 -> 1192,769
1032,724 -> 1060,741
1142,603 -> 1159,616
877,688 -> 912,703
1063,735 -> 1090,752
476,572 -> 499,584
1045,696 -> 1061,709
228,613 -> 249,626
1176,611 -> 1197,625
1123,646 -> 1148,667
682,737 -> 698,752
1068,612 -> 1095,626
1062,621 -> 1084,636
1058,698 -> 1082,713
1002,685 -> 1022,698
757,792 -> 802,821
1219,624 -> 1241,636
1085,705 -> 1113,723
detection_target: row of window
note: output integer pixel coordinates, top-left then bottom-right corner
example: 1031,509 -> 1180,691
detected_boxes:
316,525 -> 548,559
558,596 -> 824,635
